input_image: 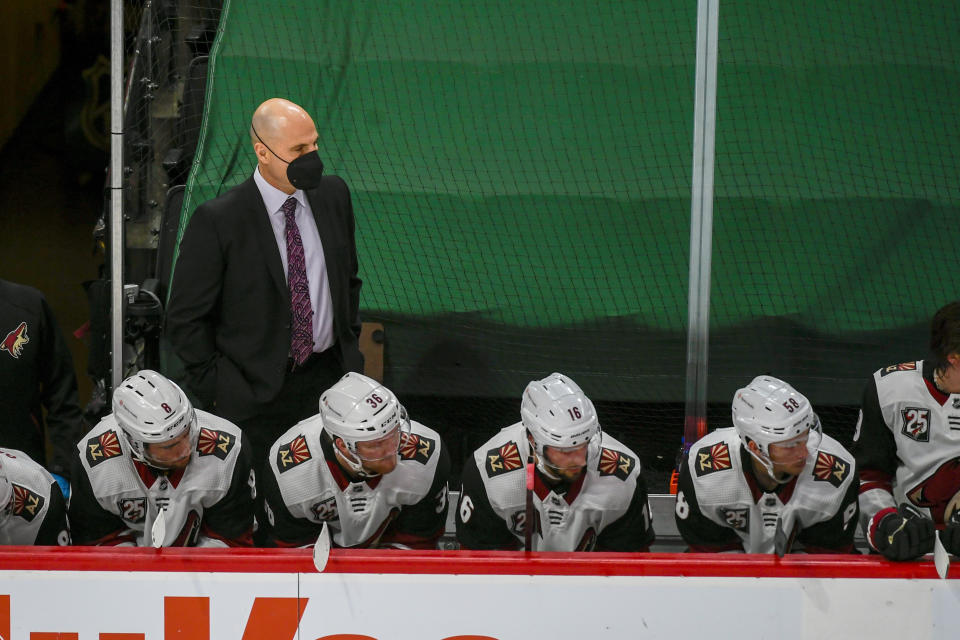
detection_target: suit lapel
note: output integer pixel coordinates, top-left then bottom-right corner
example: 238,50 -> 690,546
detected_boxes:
241,177 -> 287,294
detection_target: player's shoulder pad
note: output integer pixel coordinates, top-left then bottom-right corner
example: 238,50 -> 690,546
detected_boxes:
83,419 -> 125,468
809,435 -> 854,489
193,410 -> 241,461
275,433 -> 314,474
9,483 -> 46,522
398,422 -> 440,465
595,433 -> 639,481
0,449 -> 54,510
484,439 -> 524,478
876,360 -> 919,379
692,430 -> 735,478
271,415 -> 323,474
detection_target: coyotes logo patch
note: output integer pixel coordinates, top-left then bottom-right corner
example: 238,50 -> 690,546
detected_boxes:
277,435 -> 312,473
196,428 -> 235,460
907,457 -> 960,525
812,452 -> 850,488
880,361 -> 918,377
485,441 -> 524,477
695,442 -> 732,476
11,484 -> 44,522
399,432 -> 435,465
598,448 -> 635,481
86,430 -> 123,467
1,321 -> 29,359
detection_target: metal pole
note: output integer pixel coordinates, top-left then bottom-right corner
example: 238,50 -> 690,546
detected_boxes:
110,0 -> 125,391
682,0 -> 720,450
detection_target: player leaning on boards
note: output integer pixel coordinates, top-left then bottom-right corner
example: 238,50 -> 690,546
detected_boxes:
456,372 -> 655,551
260,372 -> 450,549
852,300 -> 960,561
69,370 -> 256,547
675,376 -> 859,554
0,449 -> 70,545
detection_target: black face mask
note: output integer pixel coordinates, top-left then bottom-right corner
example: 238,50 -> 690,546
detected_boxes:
252,125 -> 325,190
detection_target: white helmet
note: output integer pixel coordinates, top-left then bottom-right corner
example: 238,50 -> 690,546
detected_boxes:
112,370 -> 198,468
0,457 -> 11,525
319,372 -> 409,476
521,372 -> 601,480
732,375 -> 821,482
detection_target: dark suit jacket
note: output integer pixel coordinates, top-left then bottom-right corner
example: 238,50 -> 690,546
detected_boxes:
165,174 -> 363,421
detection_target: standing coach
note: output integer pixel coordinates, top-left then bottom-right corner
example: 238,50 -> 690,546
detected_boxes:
166,98 -> 363,462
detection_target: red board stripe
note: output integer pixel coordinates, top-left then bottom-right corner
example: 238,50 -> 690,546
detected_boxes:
0,547 -> 954,580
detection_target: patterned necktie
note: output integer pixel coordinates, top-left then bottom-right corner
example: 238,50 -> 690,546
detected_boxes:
282,196 -> 315,365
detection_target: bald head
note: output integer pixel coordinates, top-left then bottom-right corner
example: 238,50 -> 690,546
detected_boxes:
250,98 -> 314,148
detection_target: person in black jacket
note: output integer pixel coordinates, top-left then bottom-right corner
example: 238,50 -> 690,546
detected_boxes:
0,278 -> 84,496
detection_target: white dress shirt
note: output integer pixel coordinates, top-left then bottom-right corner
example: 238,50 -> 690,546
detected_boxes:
254,167 -> 334,353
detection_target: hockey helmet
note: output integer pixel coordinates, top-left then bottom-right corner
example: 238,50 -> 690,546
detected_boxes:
732,375 -> 821,482
0,457 -> 11,523
521,372 -> 601,479
112,369 -> 198,468
319,372 -> 409,476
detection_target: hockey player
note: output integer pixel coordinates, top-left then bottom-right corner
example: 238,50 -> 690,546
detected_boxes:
261,372 -> 450,548
69,370 -> 256,547
0,449 -> 70,545
851,300 -> 960,561
456,373 -> 655,551
675,376 -> 859,554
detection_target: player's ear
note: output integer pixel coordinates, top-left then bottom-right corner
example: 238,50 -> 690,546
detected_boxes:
333,437 -> 348,456
948,352 -> 960,368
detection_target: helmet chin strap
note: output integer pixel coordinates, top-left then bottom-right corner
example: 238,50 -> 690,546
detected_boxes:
745,446 -> 796,486
334,442 -> 382,479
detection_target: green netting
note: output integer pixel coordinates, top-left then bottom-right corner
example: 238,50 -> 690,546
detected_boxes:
163,0 -> 960,478
708,1 -> 960,406
175,1 -> 696,403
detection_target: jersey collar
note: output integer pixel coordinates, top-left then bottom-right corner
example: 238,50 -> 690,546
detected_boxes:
133,460 -> 186,489
533,466 -> 587,504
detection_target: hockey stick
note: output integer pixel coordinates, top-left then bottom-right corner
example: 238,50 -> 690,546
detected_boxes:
934,530 -> 950,579
313,521 -> 332,572
150,506 -> 167,549
524,453 -> 535,552
773,516 -> 799,558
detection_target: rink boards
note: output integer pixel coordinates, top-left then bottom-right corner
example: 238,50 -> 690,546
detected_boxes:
0,548 -> 957,639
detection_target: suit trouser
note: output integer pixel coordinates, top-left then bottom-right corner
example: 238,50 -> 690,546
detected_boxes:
239,346 -> 344,469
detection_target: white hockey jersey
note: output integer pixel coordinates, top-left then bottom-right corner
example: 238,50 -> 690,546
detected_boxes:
69,410 -> 255,547
676,428 -> 858,554
456,423 -> 654,552
262,416 -> 450,549
852,360 -> 960,545
0,448 -> 69,546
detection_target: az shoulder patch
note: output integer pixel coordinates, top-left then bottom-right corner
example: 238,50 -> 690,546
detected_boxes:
812,451 -> 851,488
598,448 -> 635,481
880,361 -> 918,377
399,432 -> 436,464
276,434 -> 312,473
695,442 -> 733,477
11,484 -> 45,522
196,428 -> 236,460
484,441 -> 524,478
85,429 -> 123,467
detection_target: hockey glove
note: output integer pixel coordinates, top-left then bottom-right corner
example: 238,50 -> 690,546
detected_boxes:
874,504 -> 935,561
938,510 -> 960,557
